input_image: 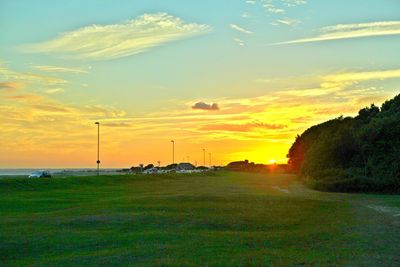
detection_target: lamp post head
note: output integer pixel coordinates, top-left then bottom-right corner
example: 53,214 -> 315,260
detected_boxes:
95,122 -> 99,125
171,140 -> 174,143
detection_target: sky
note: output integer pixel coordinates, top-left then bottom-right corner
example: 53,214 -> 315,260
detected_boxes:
0,0 -> 399,168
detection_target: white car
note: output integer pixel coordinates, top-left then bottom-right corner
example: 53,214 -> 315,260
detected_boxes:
28,170 -> 52,178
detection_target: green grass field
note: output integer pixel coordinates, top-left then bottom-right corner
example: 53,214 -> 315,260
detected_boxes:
1,171 -> 400,266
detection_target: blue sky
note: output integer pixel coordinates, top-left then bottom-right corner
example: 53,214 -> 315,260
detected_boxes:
0,0 -> 399,167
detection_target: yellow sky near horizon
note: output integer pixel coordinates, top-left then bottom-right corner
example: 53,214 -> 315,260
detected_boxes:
0,60 -> 397,168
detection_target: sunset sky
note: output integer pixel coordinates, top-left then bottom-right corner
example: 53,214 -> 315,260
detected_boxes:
1,0 -> 399,168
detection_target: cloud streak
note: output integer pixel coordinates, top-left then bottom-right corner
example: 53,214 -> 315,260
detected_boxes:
45,88 -> 65,94
234,38 -> 245,46
256,68 -> 400,98
32,65 -> 88,74
261,0 -> 306,14
323,69 -> 400,83
0,82 -> 23,92
230,24 -> 253,34
0,62 -> 67,86
201,122 -> 287,132
274,21 -> 400,44
272,17 -> 300,26
23,13 -> 211,61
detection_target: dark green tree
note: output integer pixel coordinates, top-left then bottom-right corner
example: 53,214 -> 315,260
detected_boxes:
287,94 -> 400,192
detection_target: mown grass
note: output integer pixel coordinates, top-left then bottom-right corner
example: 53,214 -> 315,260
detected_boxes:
1,171 -> 399,266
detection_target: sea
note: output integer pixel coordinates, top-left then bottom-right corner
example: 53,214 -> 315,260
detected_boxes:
0,168 -> 123,177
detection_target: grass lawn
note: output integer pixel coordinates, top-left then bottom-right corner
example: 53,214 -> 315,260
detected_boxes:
1,171 -> 400,266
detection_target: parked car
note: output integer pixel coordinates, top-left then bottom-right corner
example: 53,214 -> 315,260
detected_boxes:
28,170 -> 52,178
143,167 -> 158,174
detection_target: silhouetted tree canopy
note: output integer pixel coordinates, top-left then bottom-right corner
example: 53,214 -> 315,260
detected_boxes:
164,164 -> 178,170
287,94 -> 400,192
144,164 -> 154,170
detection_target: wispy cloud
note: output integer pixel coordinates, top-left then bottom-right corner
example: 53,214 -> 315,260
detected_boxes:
261,0 -> 306,14
257,68 -> 400,98
323,69 -> 400,83
32,65 -> 88,74
234,38 -> 245,46
23,13 -> 211,61
5,94 -> 43,102
247,0 -> 305,27
45,88 -> 65,94
274,21 -> 400,44
0,62 -> 67,86
281,0 -> 307,7
201,122 -> 287,132
0,62 -> 69,98
102,122 -> 133,128
272,17 -> 300,26
0,81 -> 23,92
230,24 -> 253,34
241,12 -> 252,18
266,7 -> 285,13
32,104 -> 71,113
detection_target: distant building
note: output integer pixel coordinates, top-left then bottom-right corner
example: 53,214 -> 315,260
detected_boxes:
226,159 -> 288,173
226,160 -> 253,171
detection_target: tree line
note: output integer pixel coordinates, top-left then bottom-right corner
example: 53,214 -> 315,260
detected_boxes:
287,94 -> 400,192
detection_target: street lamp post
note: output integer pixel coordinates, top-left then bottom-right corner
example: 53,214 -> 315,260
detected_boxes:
95,122 -> 100,176
203,148 -> 206,166
209,153 -> 212,167
171,140 -> 175,164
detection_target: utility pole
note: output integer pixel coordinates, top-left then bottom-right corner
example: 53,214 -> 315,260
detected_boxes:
171,140 -> 175,164
95,122 -> 100,176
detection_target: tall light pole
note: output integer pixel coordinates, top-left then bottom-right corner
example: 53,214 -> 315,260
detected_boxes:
95,122 -> 100,176
209,153 -> 212,167
203,148 -> 206,166
171,140 -> 175,164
